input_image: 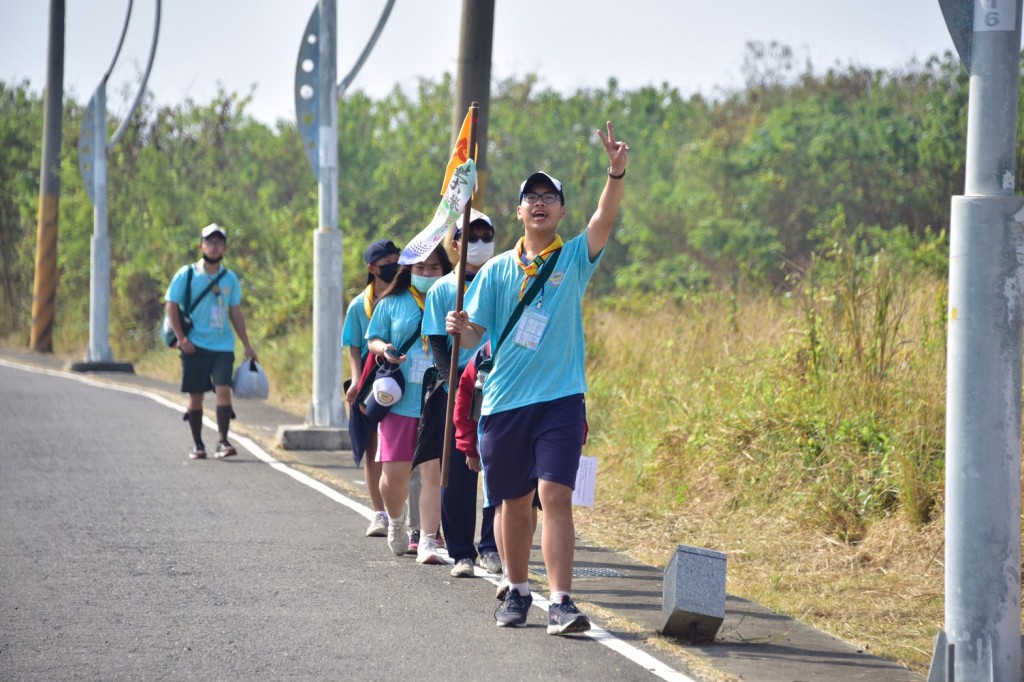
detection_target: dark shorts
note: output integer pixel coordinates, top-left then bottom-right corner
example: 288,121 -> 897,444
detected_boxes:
180,346 -> 235,394
479,394 -> 586,505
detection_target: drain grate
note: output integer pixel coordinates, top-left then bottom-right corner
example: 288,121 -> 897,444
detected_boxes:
529,566 -> 627,578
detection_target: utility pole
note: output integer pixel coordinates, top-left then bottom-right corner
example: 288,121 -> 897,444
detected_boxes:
930,1 -> 1024,680
453,0 -> 494,210
30,0 -> 65,353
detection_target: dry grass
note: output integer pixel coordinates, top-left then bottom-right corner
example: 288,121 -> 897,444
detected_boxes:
577,280 -> 958,673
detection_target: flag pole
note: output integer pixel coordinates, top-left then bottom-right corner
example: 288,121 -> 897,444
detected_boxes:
441,101 -> 479,488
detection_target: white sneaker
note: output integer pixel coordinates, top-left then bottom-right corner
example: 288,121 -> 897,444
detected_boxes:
416,534 -> 443,565
366,511 -> 388,537
477,551 -> 502,574
450,557 -> 475,578
387,510 -> 408,557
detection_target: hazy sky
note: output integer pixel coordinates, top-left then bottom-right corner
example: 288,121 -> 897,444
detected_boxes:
0,1 -> 981,126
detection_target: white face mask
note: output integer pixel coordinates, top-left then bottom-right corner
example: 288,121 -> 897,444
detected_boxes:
411,274 -> 441,292
465,241 -> 495,266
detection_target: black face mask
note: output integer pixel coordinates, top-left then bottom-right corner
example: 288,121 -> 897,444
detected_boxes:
377,262 -> 400,283
202,254 -> 223,264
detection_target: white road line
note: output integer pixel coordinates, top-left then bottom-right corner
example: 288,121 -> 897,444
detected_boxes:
0,358 -> 696,682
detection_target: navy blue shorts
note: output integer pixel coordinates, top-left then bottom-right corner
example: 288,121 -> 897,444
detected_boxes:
479,394 -> 586,505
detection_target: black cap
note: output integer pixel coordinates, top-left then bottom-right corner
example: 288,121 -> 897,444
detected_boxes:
519,171 -> 564,203
365,239 -> 400,265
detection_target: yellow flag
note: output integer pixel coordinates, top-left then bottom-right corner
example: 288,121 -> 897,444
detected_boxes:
439,109 -> 474,195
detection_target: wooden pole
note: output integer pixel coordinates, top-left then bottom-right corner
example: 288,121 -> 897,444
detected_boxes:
441,101 -> 479,488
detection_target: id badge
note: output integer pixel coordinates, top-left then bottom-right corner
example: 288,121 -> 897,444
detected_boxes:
513,306 -> 550,351
208,301 -> 225,329
409,354 -> 431,384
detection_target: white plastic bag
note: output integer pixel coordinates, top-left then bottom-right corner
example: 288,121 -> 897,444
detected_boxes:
233,359 -> 270,400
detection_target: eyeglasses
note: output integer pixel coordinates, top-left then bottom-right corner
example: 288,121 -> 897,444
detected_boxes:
521,192 -> 561,205
465,232 -> 494,243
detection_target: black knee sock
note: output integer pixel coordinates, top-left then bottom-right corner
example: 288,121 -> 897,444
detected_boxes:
186,409 -> 204,446
216,405 -> 233,442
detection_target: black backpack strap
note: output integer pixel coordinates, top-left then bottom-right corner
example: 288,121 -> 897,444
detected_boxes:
181,267 -> 194,315
186,268 -> 229,314
396,317 -> 424,355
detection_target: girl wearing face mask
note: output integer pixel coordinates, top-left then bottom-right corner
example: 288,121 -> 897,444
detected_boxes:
366,244 -> 453,563
421,210 -> 502,578
343,239 -> 401,538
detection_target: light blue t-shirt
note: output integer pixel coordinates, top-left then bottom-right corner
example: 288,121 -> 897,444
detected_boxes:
464,231 -> 602,415
164,261 -> 242,352
365,290 -> 428,419
423,271 -> 490,369
342,288 -> 371,360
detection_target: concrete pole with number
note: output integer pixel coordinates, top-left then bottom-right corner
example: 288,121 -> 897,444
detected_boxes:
931,1 -> 1024,680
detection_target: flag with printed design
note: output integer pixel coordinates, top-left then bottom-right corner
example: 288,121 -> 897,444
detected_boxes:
439,110 -> 474,196
399,158 -> 476,265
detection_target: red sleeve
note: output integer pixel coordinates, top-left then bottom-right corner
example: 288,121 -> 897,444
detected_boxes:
454,358 -> 478,458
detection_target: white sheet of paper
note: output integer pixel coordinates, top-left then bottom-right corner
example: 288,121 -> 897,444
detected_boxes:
572,455 -> 597,507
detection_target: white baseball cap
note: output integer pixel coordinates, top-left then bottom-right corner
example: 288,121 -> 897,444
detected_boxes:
201,223 -> 227,240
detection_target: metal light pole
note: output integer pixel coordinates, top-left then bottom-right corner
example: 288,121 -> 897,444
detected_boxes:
279,0 -> 394,450
72,0 -> 161,373
930,1 -> 1024,680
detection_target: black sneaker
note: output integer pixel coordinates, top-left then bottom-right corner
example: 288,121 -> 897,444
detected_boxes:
494,588 -> 532,628
546,595 -> 591,635
406,529 -> 420,555
189,443 -> 206,460
214,440 -> 237,458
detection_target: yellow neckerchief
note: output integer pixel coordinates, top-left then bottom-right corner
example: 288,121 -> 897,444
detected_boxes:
515,235 -> 563,299
408,285 -> 429,352
361,282 -> 376,320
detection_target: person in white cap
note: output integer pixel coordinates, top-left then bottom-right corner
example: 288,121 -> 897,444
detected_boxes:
422,209 -> 502,579
164,223 -> 257,460
446,121 -> 629,633
366,243 -> 452,564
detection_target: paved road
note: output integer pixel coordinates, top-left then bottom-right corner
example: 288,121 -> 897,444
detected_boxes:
0,362 -> 695,681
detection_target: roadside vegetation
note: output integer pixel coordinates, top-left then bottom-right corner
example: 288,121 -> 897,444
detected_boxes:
4,43 -> 1023,673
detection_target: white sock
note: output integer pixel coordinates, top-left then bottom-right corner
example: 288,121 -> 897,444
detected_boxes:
511,581 -> 530,597
550,591 -> 569,604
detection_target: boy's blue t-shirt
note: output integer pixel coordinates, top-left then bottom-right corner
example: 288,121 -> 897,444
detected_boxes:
164,262 -> 242,352
464,230 -> 602,415
342,288 -> 371,359
365,289 -> 428,419
423,271 -> 489,369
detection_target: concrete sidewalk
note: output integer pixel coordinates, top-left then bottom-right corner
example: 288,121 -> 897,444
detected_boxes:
1,347 -> 924,681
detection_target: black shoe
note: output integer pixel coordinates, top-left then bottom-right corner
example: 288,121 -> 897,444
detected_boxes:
546,595 -> 591,635
494,588 -> 532,628
189,443 -> 206,460
214,440 -> 237,458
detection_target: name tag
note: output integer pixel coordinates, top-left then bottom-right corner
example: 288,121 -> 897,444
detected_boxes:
513,306 -> 550,351
409,354 -> 430,384
209,302 -> 225,329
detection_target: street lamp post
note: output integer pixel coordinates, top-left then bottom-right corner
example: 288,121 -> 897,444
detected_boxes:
72,0 -> 161,374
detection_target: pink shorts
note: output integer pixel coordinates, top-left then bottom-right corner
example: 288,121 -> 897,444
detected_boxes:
377,413 -> 418,463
